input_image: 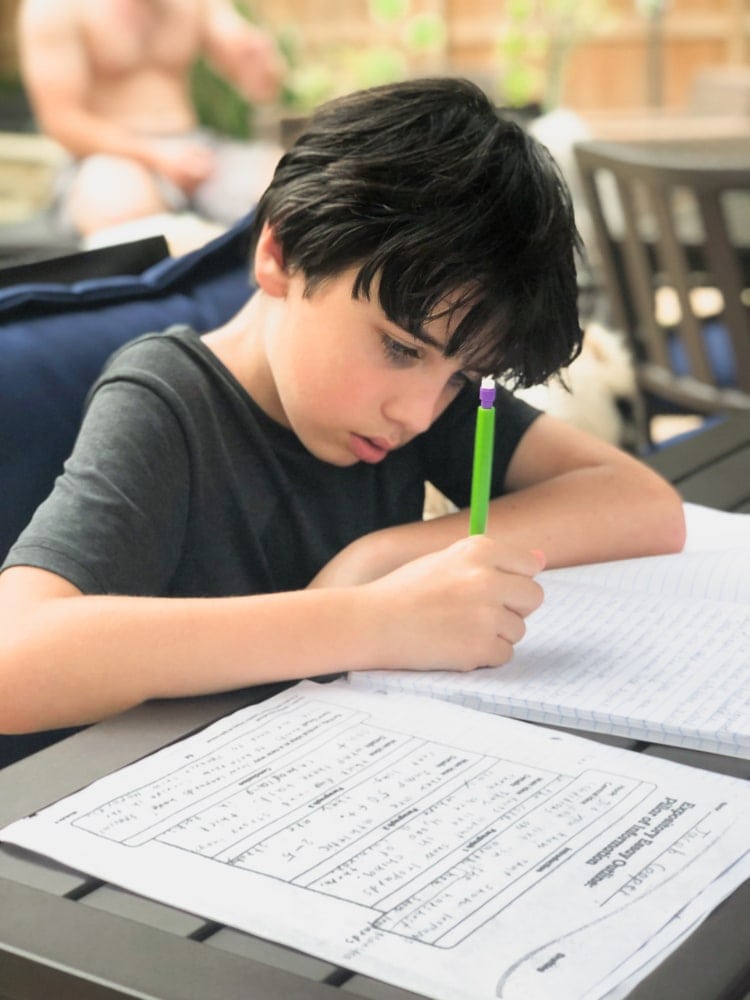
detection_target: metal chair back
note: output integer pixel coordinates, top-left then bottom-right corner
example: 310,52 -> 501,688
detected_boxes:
574,138 -> 750,446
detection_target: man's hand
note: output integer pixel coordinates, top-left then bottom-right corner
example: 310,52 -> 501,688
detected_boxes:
228,26 -> 285,104
148,139 -> 218,194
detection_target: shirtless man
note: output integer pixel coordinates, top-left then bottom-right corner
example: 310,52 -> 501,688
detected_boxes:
18,0 -> 286,236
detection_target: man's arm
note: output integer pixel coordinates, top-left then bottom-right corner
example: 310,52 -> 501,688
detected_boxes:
19,0 -> 140,160
17,0 -> 214,191
200,0 -> 284,105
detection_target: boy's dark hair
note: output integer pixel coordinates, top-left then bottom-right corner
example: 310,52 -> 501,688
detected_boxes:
251,77 -> 583,387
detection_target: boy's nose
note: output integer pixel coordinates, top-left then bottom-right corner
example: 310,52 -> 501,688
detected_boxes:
383,382 -> 446,436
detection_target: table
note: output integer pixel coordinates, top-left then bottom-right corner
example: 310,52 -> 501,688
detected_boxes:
2,413 -> 750,1000
646,409 -> 750,515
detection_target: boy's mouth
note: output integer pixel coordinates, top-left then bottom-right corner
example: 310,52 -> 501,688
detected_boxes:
349,433 -> 394,464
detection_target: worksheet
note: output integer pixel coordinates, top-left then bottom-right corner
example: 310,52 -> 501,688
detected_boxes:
2,680 -> 749,1000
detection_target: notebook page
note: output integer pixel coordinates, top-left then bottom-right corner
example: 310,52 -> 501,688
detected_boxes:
544,548 -> 750,604
351,578 -> 750,757
682,502 -> 750,552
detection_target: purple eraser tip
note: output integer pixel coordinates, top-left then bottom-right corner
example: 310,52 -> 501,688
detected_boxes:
479,376 -> 496,409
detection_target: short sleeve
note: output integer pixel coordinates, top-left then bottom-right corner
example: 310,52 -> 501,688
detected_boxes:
417,385 -> 541,509
4,379 -> 191,595
0,212 -> 253,563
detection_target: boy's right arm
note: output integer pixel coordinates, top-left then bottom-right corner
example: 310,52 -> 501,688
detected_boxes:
0,537 -> 542,735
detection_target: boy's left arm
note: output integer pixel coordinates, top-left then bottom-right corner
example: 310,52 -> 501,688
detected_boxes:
485,413 -> 686,567
310,414 -> 685,589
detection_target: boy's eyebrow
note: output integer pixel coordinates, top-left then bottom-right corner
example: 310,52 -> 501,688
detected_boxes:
411,327 -> 443,350
390,317 -> 481,375
380,312 -> 444,351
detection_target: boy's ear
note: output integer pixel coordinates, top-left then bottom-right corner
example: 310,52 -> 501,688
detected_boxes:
253,221 -> 290,297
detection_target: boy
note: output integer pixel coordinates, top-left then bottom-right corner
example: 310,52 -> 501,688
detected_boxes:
0,78 -> 685,742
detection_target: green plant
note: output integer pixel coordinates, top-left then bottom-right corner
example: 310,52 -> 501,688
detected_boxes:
279,0 -> 447,114
496,0 -> 608,110
191,59 -> 254,139
189,1 -> 268,139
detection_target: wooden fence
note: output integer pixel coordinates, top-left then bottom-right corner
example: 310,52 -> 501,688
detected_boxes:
256,0 -> 749,112
0,0 -> 747,113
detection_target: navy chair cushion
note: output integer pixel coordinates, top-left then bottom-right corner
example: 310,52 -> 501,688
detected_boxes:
667,318 -> 737,388
0,212 -> 254,564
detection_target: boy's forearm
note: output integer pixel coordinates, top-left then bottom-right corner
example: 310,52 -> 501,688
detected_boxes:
494,414 -> 686,566
1,529 -> 548,736
0,457 -> 683,733
0,587 -> 380,734
486,462 -> 685,567
314,458 -> 684,586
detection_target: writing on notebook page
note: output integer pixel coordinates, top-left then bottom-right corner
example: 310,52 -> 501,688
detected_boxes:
351,547 -> 750,758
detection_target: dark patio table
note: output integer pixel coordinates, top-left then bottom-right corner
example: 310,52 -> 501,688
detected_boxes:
1,412 -> 749,1000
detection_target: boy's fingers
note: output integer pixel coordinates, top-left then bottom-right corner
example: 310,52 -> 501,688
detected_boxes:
462,535 -> 545,578
500,576 -> 544,618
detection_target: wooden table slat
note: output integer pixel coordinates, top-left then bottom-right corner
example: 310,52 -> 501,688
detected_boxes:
672,449 -> 750,510
204,926 -> 340,982
0,878 -> 344,1000
341,976 -> 428,1000
0,843 -> 89,896
79,884 -> 209,938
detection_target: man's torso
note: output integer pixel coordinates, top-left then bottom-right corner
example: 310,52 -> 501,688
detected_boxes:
78,0 -> 206,131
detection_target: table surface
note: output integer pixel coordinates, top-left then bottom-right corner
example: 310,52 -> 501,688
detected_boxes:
1,414 -> 750,1000
579,132 -> 750,168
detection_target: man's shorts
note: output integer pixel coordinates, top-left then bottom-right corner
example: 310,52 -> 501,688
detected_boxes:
51,129 -> 282,234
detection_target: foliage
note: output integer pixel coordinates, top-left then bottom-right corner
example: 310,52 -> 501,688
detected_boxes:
189,0 -> 606,133
280,0 -> 447,114
496,0 -> 609,110
190,0 -> 446,132
191,59 -> 254,139
190,0 -> 260,138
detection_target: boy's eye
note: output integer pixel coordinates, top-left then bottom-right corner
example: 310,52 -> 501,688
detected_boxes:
448,372 -> 471,389
381,334 -> 420,364
447,370 -> 476,389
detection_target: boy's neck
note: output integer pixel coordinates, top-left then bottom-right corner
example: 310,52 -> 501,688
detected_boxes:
203,292 -> 287,426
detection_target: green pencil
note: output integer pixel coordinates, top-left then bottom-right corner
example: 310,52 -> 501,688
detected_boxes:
469,376 -> 496,535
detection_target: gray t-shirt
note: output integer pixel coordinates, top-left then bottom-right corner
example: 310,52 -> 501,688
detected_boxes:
3,326 -> 540,597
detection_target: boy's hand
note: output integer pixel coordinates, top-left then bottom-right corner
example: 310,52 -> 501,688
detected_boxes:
355,536 -> 544,673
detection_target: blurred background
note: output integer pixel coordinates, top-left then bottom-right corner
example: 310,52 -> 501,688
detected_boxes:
0,1 -> 747,449
0,0 -> 747,153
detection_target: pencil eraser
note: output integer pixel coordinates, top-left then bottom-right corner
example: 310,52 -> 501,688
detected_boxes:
479,376 -> 496,409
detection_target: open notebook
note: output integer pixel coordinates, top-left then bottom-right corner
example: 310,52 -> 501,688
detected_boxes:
350,506 -> 750,758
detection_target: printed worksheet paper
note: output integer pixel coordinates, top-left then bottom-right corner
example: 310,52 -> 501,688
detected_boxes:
2,681 -> 749,1000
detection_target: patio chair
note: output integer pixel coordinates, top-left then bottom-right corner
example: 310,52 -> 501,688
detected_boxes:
573,138 -> 750,449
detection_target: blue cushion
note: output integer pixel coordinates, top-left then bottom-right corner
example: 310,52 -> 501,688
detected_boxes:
667,318 -> 737,388
0,212 -> 254,563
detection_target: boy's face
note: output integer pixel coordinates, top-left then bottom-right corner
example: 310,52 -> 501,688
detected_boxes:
258,266 -> 473,467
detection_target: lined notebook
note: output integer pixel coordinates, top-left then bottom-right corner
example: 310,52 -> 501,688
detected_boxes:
351,515 -> 750,759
